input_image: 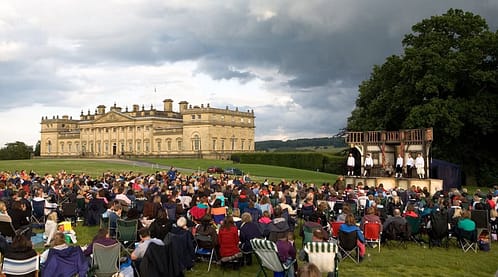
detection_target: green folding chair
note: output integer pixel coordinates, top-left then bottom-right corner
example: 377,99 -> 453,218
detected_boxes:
116,219 -> 138,253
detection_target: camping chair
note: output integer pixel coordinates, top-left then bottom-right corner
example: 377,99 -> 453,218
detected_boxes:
116,219 -> 138,253
211,207 -> 227,225
406,216 -> 424,245
0,219 -> 17,240
304,241 -> 339,277
385,221 -> 410,249
2,255 -> 40,277
363,221 -> 382,252
62,202 -> 78,224
91,242 -> 121,277
250,238 -> 296,277
194,234 -> 217,272
427,211 -> 449,248
302,224 -> 321,247
472,209 -> 491,250
338,230 -> 359,263
456,228 -> 478,253
330,221 -> 344,240
31,199 -> 46,228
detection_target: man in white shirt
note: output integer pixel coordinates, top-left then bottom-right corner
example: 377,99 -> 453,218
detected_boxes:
415,153 -> 425,179
364,153 -> 374,177
395,154 -> 404,178
406,154 -> 414,178
347,153 -> 355,176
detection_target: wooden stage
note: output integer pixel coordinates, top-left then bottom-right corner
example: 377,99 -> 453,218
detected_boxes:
344,176 -> 443,195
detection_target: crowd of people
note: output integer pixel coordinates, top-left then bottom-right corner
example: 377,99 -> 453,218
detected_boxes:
0,167 -> 497,276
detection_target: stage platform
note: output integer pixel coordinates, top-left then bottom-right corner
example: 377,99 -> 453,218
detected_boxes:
344,176 -> 443,195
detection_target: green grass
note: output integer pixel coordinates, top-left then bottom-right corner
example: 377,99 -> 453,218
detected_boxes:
140,158 -> 338,185
0,159 -> 158,178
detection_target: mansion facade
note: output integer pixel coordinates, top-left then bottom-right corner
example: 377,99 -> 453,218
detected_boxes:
40,99 -> 255,158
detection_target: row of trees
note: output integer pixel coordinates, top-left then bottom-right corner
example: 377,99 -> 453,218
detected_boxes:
347,9 -> 498,185
0,141 -> 39,160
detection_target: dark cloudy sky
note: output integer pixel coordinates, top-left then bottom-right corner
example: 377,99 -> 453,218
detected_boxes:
1,0 -> 497,147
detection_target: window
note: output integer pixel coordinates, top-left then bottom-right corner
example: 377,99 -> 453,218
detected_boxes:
90,143 -> 94,153
68,143 -> 72,153
177,140 -> 182,151
145,141 -> 150,153
76,143 -> 79,153
191,115 -> 196,120
157,141 -> 161,152
197,114 -> 201,119
137,141 -> 141,152
212,139 -> 216,151
241,140 -> 245,150
97,142 -> 101,153
167,140 -> 172,151
105,142 -> 109,153
221,140 -> 225,151
60,143 -> 64,153
231,137 -> 235,150
193,135 -> 200,151
128,141 -> 133,152
47,141 -> 52,153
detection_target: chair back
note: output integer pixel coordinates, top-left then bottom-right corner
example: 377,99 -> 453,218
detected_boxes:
2,255 -> 39,276
338,230 -> 358,251
471,210 -> 489,229
330,221 -> 344,239
116,219 -> 138,243
92,243 -> 120,277
250,239 -> 285,273
302,224 -> 321,245
304,241 -> 339,274
211,207 -> 227,225
429,211 -> 449,238
406,216 -> 421,235
363,221 -> 381,240
195,234 -> 215,249
32,200 -> 45,219
62,202 -> 77,217
0,220 -> 16,238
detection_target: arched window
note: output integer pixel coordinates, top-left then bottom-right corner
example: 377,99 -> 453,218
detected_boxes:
47,141 -> 52,153
193,134 -> 200,151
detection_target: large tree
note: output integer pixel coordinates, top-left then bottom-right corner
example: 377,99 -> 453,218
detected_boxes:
0,141 -> 33,160
348,9 -> 498,185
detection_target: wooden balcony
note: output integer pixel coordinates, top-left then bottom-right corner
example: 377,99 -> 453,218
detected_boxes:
346,128 -> 433,145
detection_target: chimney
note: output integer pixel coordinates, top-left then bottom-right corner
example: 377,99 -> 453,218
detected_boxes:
179,101 -> 188,114
97,105 -> 106,115
133,104 -> 139,112
163,99 -> 173,112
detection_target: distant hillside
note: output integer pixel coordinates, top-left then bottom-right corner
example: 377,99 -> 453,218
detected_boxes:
255,137 -> 346,151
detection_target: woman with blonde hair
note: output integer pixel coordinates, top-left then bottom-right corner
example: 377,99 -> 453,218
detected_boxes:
298,263 -> 321,277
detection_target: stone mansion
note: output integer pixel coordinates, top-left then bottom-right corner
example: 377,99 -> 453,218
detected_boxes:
40,99 -> 255,159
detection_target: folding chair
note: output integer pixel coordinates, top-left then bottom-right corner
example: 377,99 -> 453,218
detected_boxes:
338,230 -> 359,263
211,207 -> 227,225
0,219 -> 17,240
2,255 -> 40,277
31,199 -> 46,228
250,238 -> 295,277
302,224 -> 321,247
385,221 -> 410,249
427,211 -> 449,248
92,242 -> 121,277
406,216 -> 424,245
363,221 -> 382,252
472,209 -> 491,250
62,202 -> 78,224
457,228 -> 478,253
194,234 -> 217,272
304,241 -> 339,277
330,221 -> 344,240
116,219 -> 138,253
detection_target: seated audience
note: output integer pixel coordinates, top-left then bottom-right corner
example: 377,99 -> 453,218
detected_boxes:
149,208 -> 172,240
276,231 -> 296,277
239,212 -> 262,265
339,213 -> 365,262
44,212 -> 58,247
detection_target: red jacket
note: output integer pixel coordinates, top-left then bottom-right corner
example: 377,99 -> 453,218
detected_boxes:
218,226 -> 240,257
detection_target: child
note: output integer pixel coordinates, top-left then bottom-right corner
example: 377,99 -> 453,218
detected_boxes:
258,211 -> 272,224
276,231 -> 296,277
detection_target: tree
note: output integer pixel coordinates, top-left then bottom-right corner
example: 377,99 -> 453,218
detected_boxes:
34,140 -> 41,156
0,141 -> 33,160
347,9 -> 498,185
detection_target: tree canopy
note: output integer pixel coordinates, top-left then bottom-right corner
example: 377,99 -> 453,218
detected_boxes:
0,141 -> 33,160
347,9 -> 498,185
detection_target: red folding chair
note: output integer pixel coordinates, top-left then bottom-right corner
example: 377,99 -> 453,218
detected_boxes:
330,221 -> 344,239
363,221 -> 382,252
